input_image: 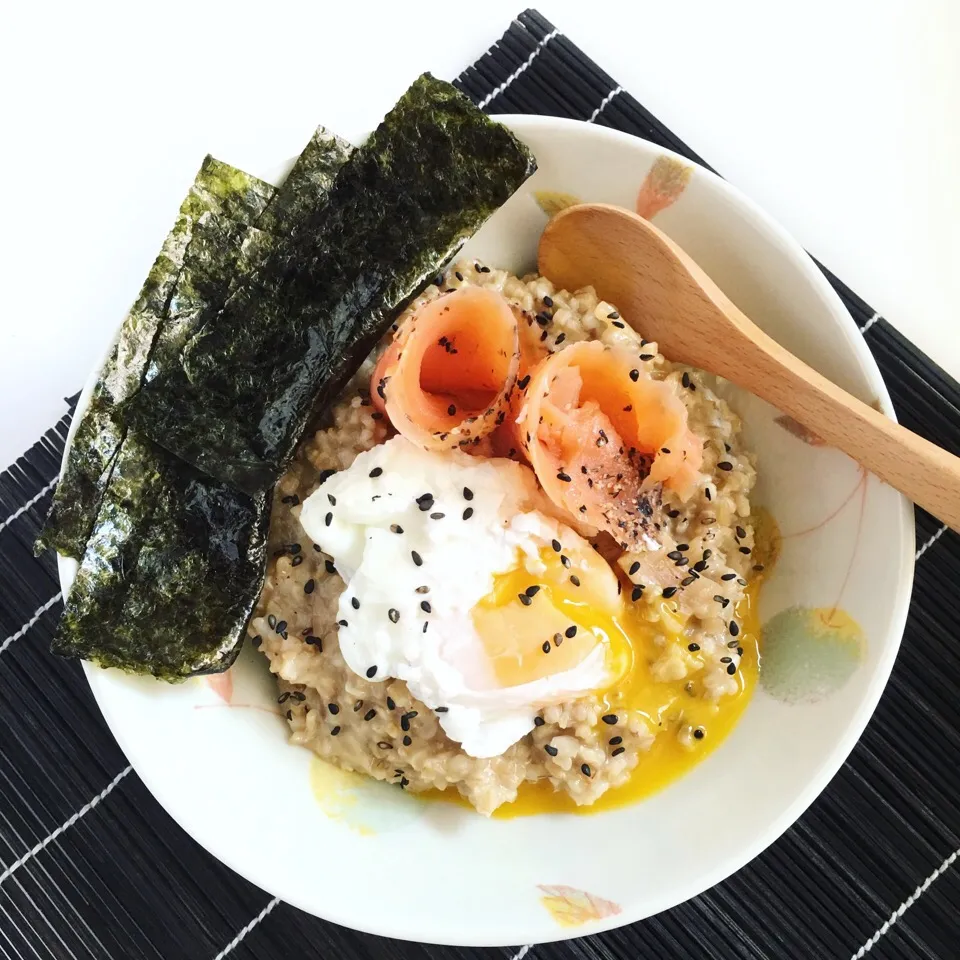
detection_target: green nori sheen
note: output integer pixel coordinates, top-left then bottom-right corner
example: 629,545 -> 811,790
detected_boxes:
36,157 -> 275,560
52,431 -> 269,680
130,74 -> 537,495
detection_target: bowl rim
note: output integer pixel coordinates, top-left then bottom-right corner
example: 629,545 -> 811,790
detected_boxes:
61,113 -> 915,946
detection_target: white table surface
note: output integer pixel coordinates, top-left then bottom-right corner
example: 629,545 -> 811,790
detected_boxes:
2,0 -> 957,471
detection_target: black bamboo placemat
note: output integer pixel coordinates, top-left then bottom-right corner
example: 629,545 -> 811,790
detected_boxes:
2,9 -> 958,959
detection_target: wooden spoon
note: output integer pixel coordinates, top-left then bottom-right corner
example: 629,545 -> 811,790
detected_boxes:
539,202 -> 960,532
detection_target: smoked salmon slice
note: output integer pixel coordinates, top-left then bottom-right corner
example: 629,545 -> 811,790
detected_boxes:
372,287 -> 521,450
516,341 -> 702,548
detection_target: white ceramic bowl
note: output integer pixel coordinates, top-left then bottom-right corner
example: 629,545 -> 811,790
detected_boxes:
59,116 -> 914,946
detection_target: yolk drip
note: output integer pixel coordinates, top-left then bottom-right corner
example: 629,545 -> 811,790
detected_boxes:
442,546 -> 763,817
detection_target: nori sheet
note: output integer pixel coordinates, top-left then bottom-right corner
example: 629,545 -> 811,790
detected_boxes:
129,74 -> 537,495
52,431 -> 269,680
36,157 -> 275,560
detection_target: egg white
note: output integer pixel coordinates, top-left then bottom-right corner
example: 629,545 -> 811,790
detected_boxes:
299,436 -> 612,757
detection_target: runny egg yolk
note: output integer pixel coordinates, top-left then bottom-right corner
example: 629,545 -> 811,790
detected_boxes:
445,545 -> 764,818
471,542 -> 643,689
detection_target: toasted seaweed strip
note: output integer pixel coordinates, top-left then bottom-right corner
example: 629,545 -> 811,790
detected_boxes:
52,431 -> 269,680
36,158 -> 275,560
256,127 -> 353,235
130,74 -> 537,495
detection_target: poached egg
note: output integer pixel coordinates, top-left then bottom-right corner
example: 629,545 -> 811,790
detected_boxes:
299,436 -> 632,757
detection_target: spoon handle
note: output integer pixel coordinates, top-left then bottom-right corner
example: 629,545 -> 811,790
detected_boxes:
728,324 -> 960,532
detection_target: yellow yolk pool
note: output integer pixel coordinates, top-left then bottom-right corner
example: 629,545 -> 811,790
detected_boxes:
437,559 -> 763,817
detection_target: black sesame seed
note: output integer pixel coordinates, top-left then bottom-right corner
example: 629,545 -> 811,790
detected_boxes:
277,692 -> 291,704
570,575 -> 581,586
612,320 -> 625,328
602,714 -> 618,725
557,471 -> 572,482
705,487 -> 713,500
420,600 -> 432,613
250,635 -> 262,648
354,700 -> 364,712
680,576 -> 696,587
534,716 -> 546,727
737,577 -> 748,586
543,295 -> 554,307
667,509 -> 681,518
693,560 -> 707,572
714,595 -> 726,604
560,555 -> 571,568
682,372 -> 691,389
581,763 -> 592,777
564,625 -> 577,639
518,593 -> 533,606
544,744 -> 559,757
609,735 -> 623,745
364,709 -> 376,721
640,354 -> 655,361
462,507 -> 474,520
740,546 -> 752,555
390,524 -> 404,534
661,447 -> 671,454
736,525 -> 747,539
675,557 -> 689,567
325,559 -> 337,575
688,643 -> 700,651
447,404 -> 457,416
629,561 -> 641,576
327,493 -> 337,507
754,564 -> 765,572
662,586 -> 678,598
369,467 -> 383,478
411,551 -> 423,566
291,555 -> 303,567
611,746 -> 626,757
526,585 -> 542,598
607,311 -> 620,319
629,369 -> 640,382
667,550 -> 683,561
721,656 -> 732,664
415,585 -> 430,594
517,374 -> 531,390
388,608 -> 400,623
727,663 -> 737,675
693,728 -> 705,740
542,640 -> 551,653
721,573 -> 737,581
463,487 -> 474,501
703,549 -> 713,560
324,512 -> 332,527
337,619 -> 348,628
631,585 -> 643,602
268,614 -> 277,629
275,620 -> 287,635
377,741 -> 392,750
281,494 -> 300,505
717,461 -> 733,471
403,735 -> 412,746
327,703 -> 340,717
728,639 -> 740,648
435,706 -> 449,713
304,579 -> 316,595
551,538 -> 562,552
555,333 -> 566,345
677,543 -> 690,552
430,512 -> 445,520
455,271 -> 463,282
730,621 -> 740,637
330,725 -> 341,736
422,622 -> 429,634
737,646 -> 744,656
366,666 -> 378,679
319,469 -> 337,483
